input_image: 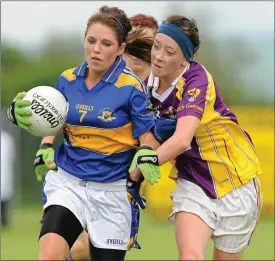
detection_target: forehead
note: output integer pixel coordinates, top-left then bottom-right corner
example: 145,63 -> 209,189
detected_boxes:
143,27 -> 156,38
132,26 -> 156,38
86,22 -> 117,40
155,33 -> 179,49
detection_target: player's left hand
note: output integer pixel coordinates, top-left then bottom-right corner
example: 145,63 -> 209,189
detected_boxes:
129,146 -> 161,185
127,176 -> 146,209
34,143 -> 57,182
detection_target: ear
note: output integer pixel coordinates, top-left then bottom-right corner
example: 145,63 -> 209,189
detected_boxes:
118,42 -> 126,56
181,58 -> 188,67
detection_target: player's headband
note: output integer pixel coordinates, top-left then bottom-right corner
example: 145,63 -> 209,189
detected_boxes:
156,23 -> 194,61
102,13 -> 125,42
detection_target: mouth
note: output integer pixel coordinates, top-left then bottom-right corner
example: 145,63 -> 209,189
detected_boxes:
91,57 -> 101,61
154,63 -> 162,69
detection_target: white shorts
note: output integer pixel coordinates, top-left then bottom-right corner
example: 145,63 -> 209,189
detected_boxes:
42,168 -> 135,250
169,178 -> 263,253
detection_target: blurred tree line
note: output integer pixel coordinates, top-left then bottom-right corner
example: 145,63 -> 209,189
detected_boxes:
1,8 -> 272,204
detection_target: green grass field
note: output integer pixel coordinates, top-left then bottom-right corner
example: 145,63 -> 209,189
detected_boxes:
2,205 -> 274,260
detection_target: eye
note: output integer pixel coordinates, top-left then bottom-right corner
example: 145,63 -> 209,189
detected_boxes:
166,51 -> 174,55
153,43 -> 160,49
103,41 -> 111,47
88,38 -> 95,44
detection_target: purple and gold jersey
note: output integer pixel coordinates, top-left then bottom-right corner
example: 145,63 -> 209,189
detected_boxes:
54,56 -> 155,182
148,61 -> 262,199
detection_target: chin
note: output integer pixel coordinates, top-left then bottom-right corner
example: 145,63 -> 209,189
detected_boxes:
89,64 -> 105,73
152,67 -> 163,77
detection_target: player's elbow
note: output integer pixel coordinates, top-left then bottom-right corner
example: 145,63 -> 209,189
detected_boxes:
179,140 -> 191,152
172,134 -> 191,153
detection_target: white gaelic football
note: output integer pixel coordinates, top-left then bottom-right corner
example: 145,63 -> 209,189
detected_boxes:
23,86 -> 68,137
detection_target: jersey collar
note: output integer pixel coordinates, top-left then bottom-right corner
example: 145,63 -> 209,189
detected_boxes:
73,56 -> 125,84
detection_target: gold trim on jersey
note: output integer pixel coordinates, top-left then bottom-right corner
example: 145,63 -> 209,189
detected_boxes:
194,68 -> 262,197
175,78 -> 185,100
64,122 -> 138,154
62,68 -> 77,81
115,71 -> 143,91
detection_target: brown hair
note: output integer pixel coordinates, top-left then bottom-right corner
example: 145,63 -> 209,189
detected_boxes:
164,15 -> 200,55
85,6 -> 132,45
125,29 -> 154,66
129,14 -> 159,32
122,14 -> 158,65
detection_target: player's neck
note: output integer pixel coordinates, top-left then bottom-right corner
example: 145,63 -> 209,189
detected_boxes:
158,64 -> 189,94
85,68 -> 108,89
158,71 -> 182,94
135,66 -> 151,82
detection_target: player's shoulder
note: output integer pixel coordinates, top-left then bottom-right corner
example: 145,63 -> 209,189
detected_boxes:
115,67 -> 147,93
60,67 -> 78,82
184,61 -> 214,85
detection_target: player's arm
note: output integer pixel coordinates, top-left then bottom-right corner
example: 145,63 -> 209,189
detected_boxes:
126,130 -> 159,209
41,135 -> 56,145
138,130 -> 160,150
156,75 -> 211,165
156,116 -> 200,165
127,80 -> 163,184
126,83 -> 160,205
131,74 -> 209,184
33,74 -> 67,181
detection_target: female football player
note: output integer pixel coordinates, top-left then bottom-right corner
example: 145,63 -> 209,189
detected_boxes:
124,14 -> 158,83
129,15 -> 263,260
66,13 -> 161,261
6,6 -> 160,261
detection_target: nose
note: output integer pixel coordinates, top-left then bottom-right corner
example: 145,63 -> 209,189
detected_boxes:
93,42 -> 100,54
155,48 -> 164,62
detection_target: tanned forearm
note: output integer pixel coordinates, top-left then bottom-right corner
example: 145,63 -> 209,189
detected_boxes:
138,131 -> 160,150
41,135 -> 56,145
156,135 -> 188,166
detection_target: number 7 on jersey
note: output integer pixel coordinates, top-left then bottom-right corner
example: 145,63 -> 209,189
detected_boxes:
79,110 -> 87,123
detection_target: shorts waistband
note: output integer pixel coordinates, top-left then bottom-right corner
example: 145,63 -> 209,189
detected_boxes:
58,168 -> 127,191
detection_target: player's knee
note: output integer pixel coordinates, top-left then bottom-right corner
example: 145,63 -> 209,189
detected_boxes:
70,237 -> 89,260
39,252 -> 66,260
39,233 -> 69,260
178,248 -> 204,260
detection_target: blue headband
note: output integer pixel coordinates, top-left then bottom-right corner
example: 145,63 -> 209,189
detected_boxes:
157,23 -> 194,61
102,13 -> 125,42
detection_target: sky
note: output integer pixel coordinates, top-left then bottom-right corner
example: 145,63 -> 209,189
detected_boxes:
1,1 -> 274,99
2,1 -> 274,47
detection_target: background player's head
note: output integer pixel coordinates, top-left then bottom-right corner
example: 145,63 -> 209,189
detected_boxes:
151,15 -> 201,79
123,14 -> 159,76
130,14 -> 159,38
84,6 -> 132,75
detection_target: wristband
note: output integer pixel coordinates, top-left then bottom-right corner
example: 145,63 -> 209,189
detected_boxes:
39,143 -> 53,149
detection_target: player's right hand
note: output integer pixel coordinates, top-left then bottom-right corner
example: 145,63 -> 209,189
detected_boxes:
6,92 -> 32,130
34,143 -> 57,182
129,146 -> 160,185
153,117 -> 176,144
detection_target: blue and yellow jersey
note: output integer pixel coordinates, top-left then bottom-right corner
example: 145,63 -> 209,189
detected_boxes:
148,61 -> 262,199
54,56 -> 155,182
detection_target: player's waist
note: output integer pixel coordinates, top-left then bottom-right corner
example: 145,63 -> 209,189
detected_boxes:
64,124 -> 138,154
56,144 -> 136,164
176,170 -> 261,199
58,167 -> 127,191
